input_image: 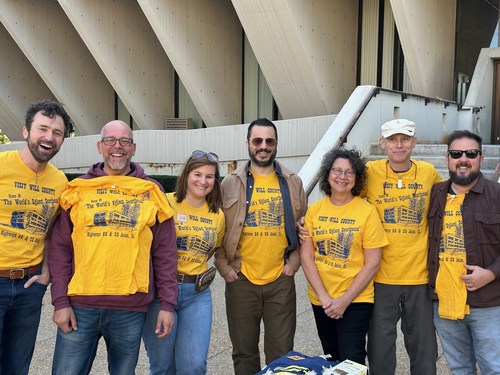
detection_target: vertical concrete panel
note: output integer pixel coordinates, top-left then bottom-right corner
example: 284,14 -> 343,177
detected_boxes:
381,0 -> 395,89
138,0 -> 242,127
0,23 -> 55,141
360,0 -> 379,85
288,0 -> 358,114
243,37 -> 260,122
58,0 -> 175,130
0,0 -> 114,135
232,0 -> 329,118
390,0 -> 455,99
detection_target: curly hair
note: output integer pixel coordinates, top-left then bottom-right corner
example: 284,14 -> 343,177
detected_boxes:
24,100 -> 71,136
318,148 -> 367,197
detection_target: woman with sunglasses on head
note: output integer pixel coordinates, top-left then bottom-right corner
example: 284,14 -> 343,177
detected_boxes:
142,150 -> 224,375
300,148 -> 388,365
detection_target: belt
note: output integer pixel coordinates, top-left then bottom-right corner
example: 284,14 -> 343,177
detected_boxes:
177,273 -> 198,284
0,264 -> 41,280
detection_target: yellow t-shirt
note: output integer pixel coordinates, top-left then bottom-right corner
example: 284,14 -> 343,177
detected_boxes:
166,193 -> 225,275
304,196 -> 389,305
0,150 -> 67,268
436,193 -> 469,320
239,172 -> 288,285
61,176 -> 173,296
364,159 -> 442,285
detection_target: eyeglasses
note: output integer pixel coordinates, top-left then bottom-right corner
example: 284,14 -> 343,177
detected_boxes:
191,150 -> 219,163
250,137 -> 277,147
448,149 -> 482,159
101,137 -> 134,146
330,168 -> 355,178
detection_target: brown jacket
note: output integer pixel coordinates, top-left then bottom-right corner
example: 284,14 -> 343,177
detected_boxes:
215,161 -> 307,277
428,174 -> 500,307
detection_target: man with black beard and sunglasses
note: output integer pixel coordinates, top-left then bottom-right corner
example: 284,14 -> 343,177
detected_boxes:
428,130 -> 500,374
215,118 -> 307,375
0,100 -> 70,374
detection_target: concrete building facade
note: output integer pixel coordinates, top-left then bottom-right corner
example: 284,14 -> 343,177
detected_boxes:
1,0 -> 498,141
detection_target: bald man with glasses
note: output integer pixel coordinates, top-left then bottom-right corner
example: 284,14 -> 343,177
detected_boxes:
48,120 -> 178,375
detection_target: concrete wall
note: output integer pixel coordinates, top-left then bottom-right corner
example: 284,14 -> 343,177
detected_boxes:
464,47 -> 500,141
1,0 -> 487,141
3,86 -> 476,183
0,115 -> 335,177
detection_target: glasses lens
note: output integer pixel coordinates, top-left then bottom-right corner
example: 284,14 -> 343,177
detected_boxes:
118,138 -> 133,146
206,152 -> 219,163
465,150 -> 480,159
265,138 -> 277,146
192,150 -> 205,159
251,138 -> 263,146
102,137 -> 116,146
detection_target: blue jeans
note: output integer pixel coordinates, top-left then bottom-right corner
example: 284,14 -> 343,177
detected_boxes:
434,302 -> 500,375
0,271 -> 47,375
142,283 -> 212,375
52,306 -> 146,375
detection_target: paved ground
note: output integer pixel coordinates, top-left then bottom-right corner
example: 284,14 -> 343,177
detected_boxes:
30,269 -> 451,374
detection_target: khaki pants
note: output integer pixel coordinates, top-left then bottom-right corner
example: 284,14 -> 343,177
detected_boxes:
225,272 -> 296,375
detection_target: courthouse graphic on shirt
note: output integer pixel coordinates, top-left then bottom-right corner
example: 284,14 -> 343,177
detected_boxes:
166,192 -> 224,275
0,150 -> 67,268
304,196 -> 388,305
245,188 -> 283,229
363,159 -> 441,285
439,194 -> 466,260
383,194 -> 426,226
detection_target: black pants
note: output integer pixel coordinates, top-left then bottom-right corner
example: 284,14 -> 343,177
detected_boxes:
312,302 -> 373,365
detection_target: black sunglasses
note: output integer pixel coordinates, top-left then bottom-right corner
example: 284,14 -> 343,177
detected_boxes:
191,150 -> 219,163
448,149 -> 481,159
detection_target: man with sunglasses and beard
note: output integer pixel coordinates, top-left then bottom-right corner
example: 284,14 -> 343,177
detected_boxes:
215,118 -> 307,375
0,100 -> 70,375
428,130 -> 500,374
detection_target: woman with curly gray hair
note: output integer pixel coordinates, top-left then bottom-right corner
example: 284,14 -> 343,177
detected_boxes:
300,148 -> 388,365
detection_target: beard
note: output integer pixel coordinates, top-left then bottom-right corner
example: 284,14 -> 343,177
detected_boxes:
103,154 -> 132,174
449,169 -> 481,186
248,147 -> 276,168
26,135 -> 59,163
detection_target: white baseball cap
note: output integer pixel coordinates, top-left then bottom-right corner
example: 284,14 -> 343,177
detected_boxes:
381,119 -> 416,138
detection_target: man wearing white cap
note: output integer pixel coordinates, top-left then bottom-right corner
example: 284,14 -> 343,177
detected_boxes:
365,119 -> 441,375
